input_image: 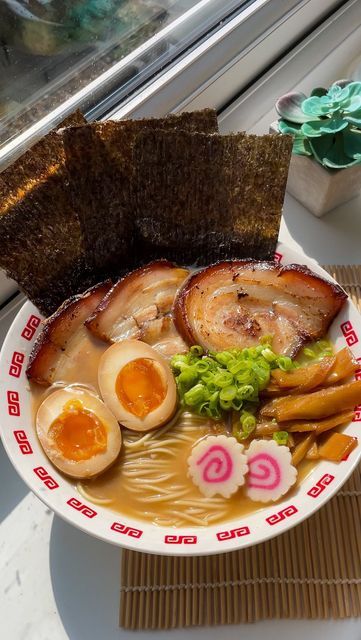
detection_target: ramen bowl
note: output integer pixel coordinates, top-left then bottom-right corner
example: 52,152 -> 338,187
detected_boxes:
1,242 -> 360,556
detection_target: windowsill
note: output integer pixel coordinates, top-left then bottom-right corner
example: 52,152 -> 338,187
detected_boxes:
219,1 -> 361,266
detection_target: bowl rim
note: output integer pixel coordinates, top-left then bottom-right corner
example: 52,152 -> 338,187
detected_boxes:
1,241 -> 360,556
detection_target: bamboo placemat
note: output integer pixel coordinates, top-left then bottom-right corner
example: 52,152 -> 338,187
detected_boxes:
120,265 -> 361,630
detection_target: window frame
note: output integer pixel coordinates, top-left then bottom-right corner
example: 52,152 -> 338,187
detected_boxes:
109,0 -> 346,120
0,0 -> 344,168
218,0 -> 361,133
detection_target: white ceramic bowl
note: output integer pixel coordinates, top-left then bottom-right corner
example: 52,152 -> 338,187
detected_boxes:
1,242 -> 360,556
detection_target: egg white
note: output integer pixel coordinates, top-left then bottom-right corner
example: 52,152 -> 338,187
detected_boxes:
36,386 -> 122,479
98,340 -> 177,431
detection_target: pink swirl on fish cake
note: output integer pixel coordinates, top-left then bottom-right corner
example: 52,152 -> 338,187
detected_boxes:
196,445 -> 233,483
245,439 -> 297,503
247,453 -> 281,491
188,435 -> 248,498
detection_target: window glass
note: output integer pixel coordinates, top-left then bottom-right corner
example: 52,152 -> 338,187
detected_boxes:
0,1 -> 251,151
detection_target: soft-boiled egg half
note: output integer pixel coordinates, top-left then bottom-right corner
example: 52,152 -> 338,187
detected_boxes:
36,386 -> 122,479
98,340 -> 177,431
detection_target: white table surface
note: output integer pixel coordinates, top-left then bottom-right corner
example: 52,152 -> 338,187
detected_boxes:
1,192 -> 361,640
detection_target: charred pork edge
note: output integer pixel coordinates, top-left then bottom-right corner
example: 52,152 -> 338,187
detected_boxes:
85,260 -> 181,340
279,263 -> 347,301
26,280 -> 112,380
173,260 -> 348,350
173,260 -> 278,345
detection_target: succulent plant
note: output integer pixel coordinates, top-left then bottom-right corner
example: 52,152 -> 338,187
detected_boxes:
275,80 -> 361,169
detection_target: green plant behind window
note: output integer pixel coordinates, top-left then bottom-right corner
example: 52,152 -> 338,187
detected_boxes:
275,80 -> 361,169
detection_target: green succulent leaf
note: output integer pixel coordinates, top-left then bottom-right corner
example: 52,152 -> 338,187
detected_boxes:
344,108 -> 361,126
343,128 -> 361,158
277,119 -> 303,135
341,81 -> 361,98
275,92 -> 313,123
308,135 -> 335,165
321,118 -> 349,133
323,156 -> 361,169
277,119 -> 311,155
343,95 -> 361,113
300,120 -> 324,137
301,118 -> 348,137
327,85 -> 350,103
292,137 -> 312,156
310,132 -> 361,169
276,80 -> 361,167
302,96 -> 338,117
278,120 -> 312,156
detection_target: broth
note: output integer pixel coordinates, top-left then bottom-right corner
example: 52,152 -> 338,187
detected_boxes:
78,415 -> 314,527
31,331 -> 316,527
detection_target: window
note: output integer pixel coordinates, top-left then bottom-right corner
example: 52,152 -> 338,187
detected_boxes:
0,0 -> 343,167
0,0 -> 250,165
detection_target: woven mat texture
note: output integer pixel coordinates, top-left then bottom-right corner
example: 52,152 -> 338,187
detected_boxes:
120,265 -> 361,629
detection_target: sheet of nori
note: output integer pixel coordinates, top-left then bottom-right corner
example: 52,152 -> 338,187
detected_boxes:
132,130 -> 293,264
63,109 -> 219,274
0,109 -> 293,315
0,111 -> 92,315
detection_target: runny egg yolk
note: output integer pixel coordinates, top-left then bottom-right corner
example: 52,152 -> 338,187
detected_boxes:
48,399 -> 107,461
116,358 -> 166,418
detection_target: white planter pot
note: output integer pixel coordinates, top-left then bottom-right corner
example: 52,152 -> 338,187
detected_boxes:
270,121 -> 361,217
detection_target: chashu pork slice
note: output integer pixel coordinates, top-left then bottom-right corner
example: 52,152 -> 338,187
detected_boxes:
139,316 -> 188,359
85,261 -> 189,357
174,261 -> 347,356
27,281 -> 112,385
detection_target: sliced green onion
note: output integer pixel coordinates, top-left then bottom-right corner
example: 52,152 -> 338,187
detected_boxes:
213,371 -> 234,388
232,411 -> 256,442
228,359 -> 248,375
195,360 -> 209,373
303,347 -> 316,359
170,355 -> 189,370
261,347 -> 277,363
273,431 -> 289,445
241,415 -> 256,432
219,385 -> 237,402
317,339 -> 332,352
209,391 -> 219,411
237,385 -> 255,400
301,339 -> 334,362
220,398 -> 233,410
190,345 -> 204,356
215,351 -> 234,366
233,425 -> 248,441
231,399 -> 243,411
241,348 -> 252,360
235,369 -> 253,384
276,356 -> 294,371
178,369 -> 198,386
171,340 -> 298,421
240,409 -> 256,425
184,384 -> 206,406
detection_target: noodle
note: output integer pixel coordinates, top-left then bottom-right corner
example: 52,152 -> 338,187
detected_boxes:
78,411 -> 313,526
78,411 -> 234,526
